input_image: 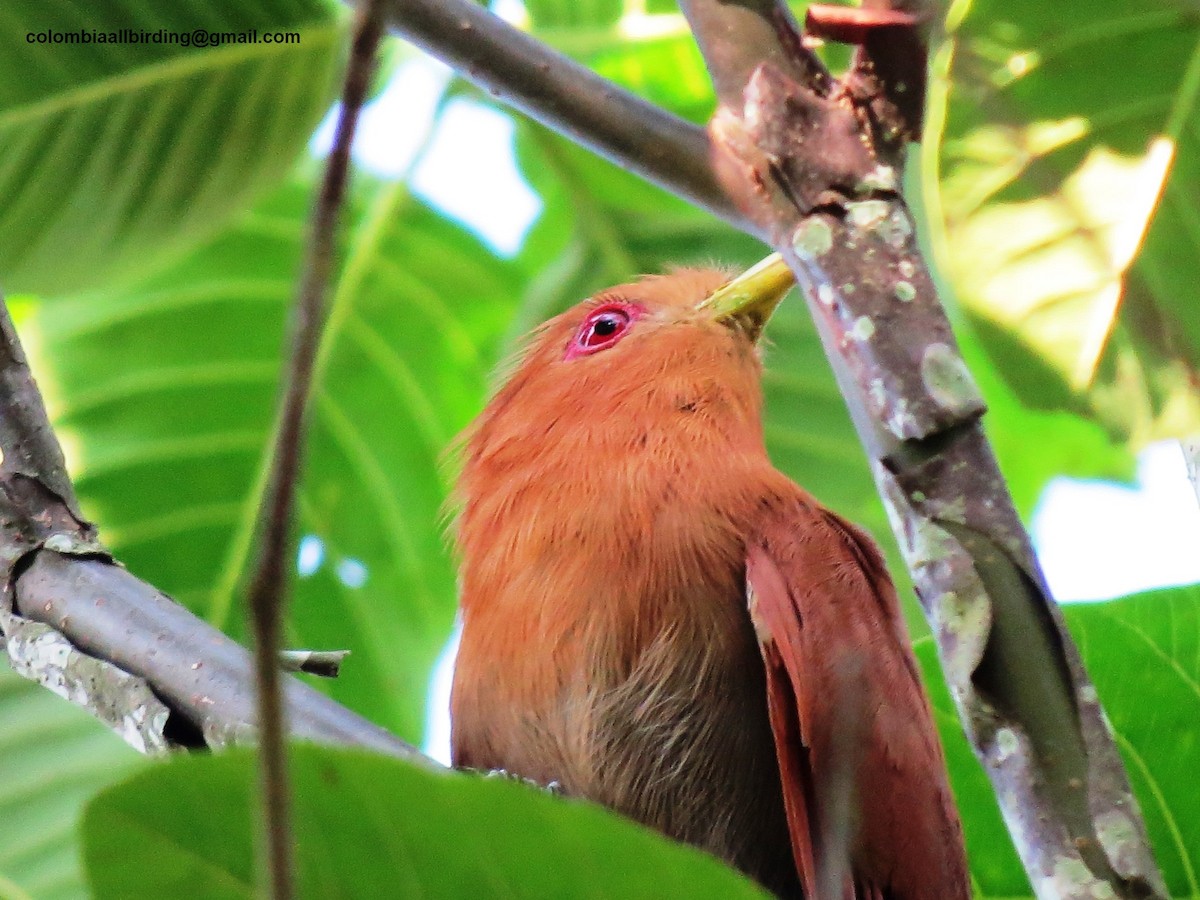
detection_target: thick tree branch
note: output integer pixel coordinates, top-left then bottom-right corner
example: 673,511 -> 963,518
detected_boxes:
0,303 -> 89,522
679,2 -> 1166,898
371,0 -> 759,238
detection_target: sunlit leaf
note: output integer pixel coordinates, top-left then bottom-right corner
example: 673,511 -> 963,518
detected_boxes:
926,0 -> 1200,443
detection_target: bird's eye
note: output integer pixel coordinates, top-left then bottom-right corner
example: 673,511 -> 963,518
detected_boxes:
565,303 -> 641,359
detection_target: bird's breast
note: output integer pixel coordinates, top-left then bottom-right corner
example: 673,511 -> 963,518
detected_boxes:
452,466 -> 800,895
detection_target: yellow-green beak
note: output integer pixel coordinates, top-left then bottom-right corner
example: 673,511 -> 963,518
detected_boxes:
700,252 -> 795,342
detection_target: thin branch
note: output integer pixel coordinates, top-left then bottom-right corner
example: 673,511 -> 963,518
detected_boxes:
369,0 -> 758,239
679,1 -> 1166,898
14,552 -> 425,757
243,3 -> 388,898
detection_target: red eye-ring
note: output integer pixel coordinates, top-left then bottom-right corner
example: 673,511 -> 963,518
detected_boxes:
565,303 -> 642,359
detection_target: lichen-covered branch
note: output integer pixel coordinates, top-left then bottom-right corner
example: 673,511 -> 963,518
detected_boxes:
679,1 -> 1166,897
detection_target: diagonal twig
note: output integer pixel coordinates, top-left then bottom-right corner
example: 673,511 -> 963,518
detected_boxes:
369,0 -> 758,238
243,2 -> 388,897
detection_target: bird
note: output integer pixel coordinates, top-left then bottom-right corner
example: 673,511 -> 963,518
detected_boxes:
450,254 -> 970,899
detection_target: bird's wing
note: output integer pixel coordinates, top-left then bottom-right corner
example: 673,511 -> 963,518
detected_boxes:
745,496 -> 969,900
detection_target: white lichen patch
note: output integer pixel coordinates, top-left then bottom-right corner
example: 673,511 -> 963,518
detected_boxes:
899,515 -> 956,570
994,726 -> 1019,762
1079,684 -> 1099,703
939,496 -> 968,521
43,532 -> 105,555
792,219 -> 834,258
936,584 -> 992,685
920,343 -> 985,417
868,378 -> 887,410
857,164 -> 898,193
1095,809 -> 1136,851
817,283 -> 835,306
898,259 -> 916,278
893,280 -> 916,302
880,209 -> 914,250
5,618 -> 171,754
1042,856 -> 1113,900
1094,807 -> 1143,881
885,397 -> 918,437
849,316 -> 875,341
846,199 -> 890,232
846,200 -> 914,250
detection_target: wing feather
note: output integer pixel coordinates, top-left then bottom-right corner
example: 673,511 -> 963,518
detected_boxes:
745,496 -> 970,900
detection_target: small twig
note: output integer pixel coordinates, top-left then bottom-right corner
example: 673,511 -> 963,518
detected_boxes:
366,0 -> 758,238
243,3 -> 387,898
279,648 -> 350,678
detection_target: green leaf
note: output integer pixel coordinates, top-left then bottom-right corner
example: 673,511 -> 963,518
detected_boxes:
0,0 -> 346,294
918,583 -> 1200,898
1065,587 -> 1200,897
925,0 -> 1200,444
82,745 -> 768,899
25,166 -> 523,742
0,656 -> 143,900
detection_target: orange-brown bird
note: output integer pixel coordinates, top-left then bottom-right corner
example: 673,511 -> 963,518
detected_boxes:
451,256 -> 969,899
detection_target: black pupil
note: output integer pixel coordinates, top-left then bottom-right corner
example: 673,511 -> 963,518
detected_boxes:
593,316 -> 620,338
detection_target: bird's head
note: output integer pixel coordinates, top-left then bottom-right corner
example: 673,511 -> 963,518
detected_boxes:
463,253 -> 795,474
556,252 -> 795,362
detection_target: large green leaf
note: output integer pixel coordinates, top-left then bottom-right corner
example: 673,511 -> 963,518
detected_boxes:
918,583 -> 1200,899
81,744 -> 768,899
0,0 -> 345,295
0,656 -> 142,900
926,0 -> 1200,444
24,167 -> 522,743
